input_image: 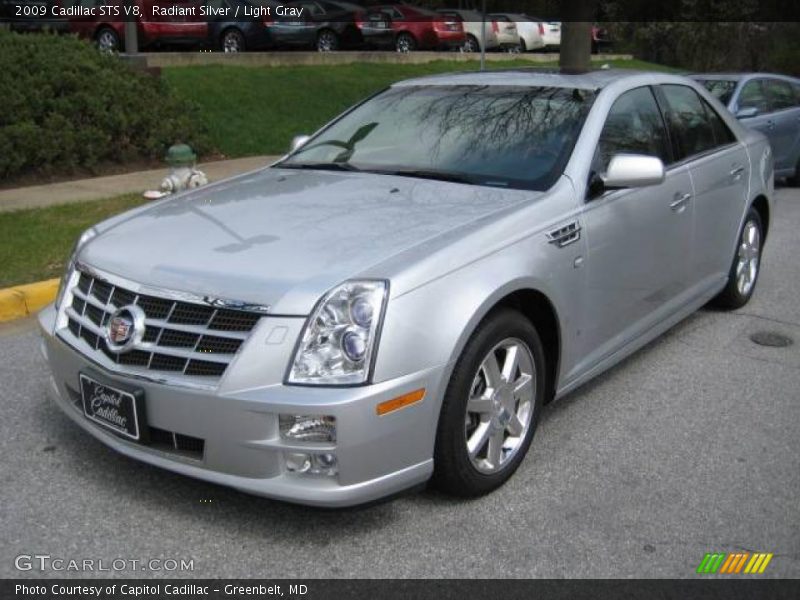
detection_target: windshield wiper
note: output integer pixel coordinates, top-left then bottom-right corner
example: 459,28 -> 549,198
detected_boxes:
373,168 -> 475,185
278,162 -> 361,172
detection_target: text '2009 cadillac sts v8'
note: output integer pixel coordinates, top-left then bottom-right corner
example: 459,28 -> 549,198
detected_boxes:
39,69 -> 773,507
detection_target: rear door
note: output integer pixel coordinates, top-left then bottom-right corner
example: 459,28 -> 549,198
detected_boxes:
762,78 -> 800,172
658,84 -> 749,290
734,78 -> 783,159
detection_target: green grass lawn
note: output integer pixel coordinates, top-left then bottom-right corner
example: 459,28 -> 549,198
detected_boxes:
0,194 -> 149,288
164,58 -> 673,158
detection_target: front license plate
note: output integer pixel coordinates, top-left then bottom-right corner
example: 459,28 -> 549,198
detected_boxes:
80,374 -> 144,441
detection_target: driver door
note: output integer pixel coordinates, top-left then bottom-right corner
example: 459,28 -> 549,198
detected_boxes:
576,86 -> 694,372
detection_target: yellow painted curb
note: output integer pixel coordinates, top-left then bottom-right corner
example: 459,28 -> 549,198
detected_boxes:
0,278 -> 60,323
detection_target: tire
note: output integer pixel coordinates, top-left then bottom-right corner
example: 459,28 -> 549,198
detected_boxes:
432,308 -> 546,497
316,29 -> 339,52
95,27 -> 120,54
463,34 -> 480,53
519,37 -> 527,52
712,207 -> 763,309
395,32 -> 416,53
221,28 -> 245,53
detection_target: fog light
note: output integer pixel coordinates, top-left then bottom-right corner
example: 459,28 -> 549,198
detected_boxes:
279,414 -> 336,443
284,452 -> 311,473
283,452 -> 338,476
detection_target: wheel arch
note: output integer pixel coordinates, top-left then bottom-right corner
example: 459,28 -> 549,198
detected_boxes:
751,194 -> 770,242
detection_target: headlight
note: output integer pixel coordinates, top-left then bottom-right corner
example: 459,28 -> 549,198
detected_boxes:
287,280 -> 388,386
55,227 -> 97,309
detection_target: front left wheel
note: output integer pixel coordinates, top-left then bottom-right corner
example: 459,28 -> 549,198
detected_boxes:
316,29 -> 339,52
432,309 -> 546,497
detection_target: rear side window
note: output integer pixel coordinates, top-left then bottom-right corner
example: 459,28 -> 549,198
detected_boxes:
659,84 -> 720,160
738,80 -> 769,113
698,79 -> 737,106
764,79 -> 796,111
597,86 -> 671,169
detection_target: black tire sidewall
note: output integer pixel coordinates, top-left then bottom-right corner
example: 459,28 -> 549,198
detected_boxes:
715,208 -> 763,309
433,308 -> 546,496
222,29 -> 244,52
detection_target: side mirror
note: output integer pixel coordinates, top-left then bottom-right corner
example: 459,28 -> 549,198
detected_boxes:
601,154 -> 665,190
290,134 -> 310,153
736,106 -> 759,119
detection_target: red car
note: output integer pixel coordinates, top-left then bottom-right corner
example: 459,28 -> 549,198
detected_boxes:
376,4 -> 464,52
69,0 -> 216,53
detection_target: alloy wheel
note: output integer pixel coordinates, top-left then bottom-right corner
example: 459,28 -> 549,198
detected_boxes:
223,31 -> 243,53
736,219 -> 761,297
97,30 -> 118,53
464,338 -> 536,474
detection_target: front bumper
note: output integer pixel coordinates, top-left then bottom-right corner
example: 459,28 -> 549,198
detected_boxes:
38,305 -> 441,507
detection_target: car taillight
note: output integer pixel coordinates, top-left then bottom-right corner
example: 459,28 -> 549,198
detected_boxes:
538,23 -> 544,35
491,20 -> 499,33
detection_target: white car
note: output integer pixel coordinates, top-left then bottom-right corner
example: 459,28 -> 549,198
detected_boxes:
530,18 -> 561,49
437,9 -> 518,52
490,13 -> 544,52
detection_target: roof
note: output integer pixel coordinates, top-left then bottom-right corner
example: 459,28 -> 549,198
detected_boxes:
392,68 -> 648,91
692,72 -> 800,83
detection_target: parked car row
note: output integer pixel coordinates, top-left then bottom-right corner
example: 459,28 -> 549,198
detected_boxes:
2,0 -> 612,54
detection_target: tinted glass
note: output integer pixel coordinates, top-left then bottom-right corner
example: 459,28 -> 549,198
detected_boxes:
660,84 -> 718,160
698,79 -> 737,105
701,98 -> 736,146
281,85 -> 596,191
738,80 -> 769,113
597,86 -> 670,169
764,79 -> 796,111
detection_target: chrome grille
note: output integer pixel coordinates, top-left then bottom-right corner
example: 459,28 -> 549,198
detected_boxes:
61,270 -> 261,381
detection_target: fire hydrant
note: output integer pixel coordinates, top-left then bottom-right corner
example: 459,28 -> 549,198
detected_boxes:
144,144 -> 208,199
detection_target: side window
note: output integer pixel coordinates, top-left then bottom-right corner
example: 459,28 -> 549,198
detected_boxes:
701,98 -> 736,147
659,84 -> 717,160
596,87 -> 671,171
737,80 -> 769,113
764,79 -> 796,112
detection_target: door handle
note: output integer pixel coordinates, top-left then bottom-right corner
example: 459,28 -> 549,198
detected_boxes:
730,166 -> 745,180
670,192 -> 692,212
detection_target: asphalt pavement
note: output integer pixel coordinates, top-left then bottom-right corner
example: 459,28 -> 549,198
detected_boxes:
1,188 -> 798,579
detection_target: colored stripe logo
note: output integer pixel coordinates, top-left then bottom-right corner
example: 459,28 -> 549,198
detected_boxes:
697,552 -> 773,574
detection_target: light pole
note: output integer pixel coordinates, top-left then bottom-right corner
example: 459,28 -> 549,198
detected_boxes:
479,0 -> 486,71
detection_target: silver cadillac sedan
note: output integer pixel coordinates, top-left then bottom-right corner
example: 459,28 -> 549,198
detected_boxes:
39,69 -> 773,507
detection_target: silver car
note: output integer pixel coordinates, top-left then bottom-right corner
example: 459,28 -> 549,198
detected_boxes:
39,70 -> 773,507
693,73 -> 800,184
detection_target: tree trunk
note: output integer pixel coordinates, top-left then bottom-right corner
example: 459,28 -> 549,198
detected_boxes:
559,0 -> 596,74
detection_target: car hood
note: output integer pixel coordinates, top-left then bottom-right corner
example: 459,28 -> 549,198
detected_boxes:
81,167 -> 529,315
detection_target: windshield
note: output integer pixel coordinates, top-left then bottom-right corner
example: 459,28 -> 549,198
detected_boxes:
698,79 -> 738,105
279,85 -> 595,191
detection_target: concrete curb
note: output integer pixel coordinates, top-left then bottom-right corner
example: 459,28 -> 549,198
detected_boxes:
0,279 -> 59,323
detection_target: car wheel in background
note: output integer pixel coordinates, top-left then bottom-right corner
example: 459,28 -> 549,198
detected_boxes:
519,37 -> 527,52
221,28 -> 245,53
95,27 -> 120,54
316,29 -> 339,52
395,32 -> 416,53
463,34 -> 480,53
712,208 -> 763,309
432,309 -> 545,497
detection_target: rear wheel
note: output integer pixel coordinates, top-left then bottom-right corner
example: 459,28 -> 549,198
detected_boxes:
519,37 -> 527,52
463,34 -> 480,53
712,208 -> 763,309
96,27 -> 120,54
221,28 -> 245,53
432,309 -> 546,497
316,29 -> 339,52
396,32 -> 416,53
